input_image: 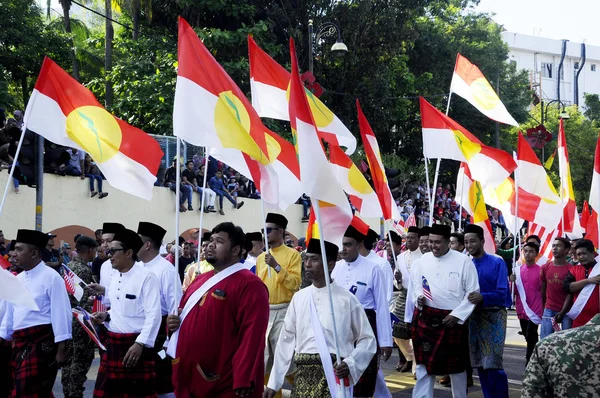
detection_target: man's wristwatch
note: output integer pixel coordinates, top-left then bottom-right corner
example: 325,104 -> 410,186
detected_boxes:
274,265 -> 281,273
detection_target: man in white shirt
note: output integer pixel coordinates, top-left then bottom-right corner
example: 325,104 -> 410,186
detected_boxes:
331,225 -> 392,398
410,224 -> 479,398
91,229 -> 162,397
137,221 -> 183,398
264,239 -> 377,398
0,229 -> 72,396
94,222 -> 126,307
392,227 -> 422,375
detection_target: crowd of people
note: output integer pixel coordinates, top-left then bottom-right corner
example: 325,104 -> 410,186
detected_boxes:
0,211 -> 598,398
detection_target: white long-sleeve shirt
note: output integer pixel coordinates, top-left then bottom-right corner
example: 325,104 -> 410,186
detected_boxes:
143,254 -> 182,316
100,259 -> 143,307
332,255 -> 393,347
106,263 -> 161,347
410,250 -> 479,323
366,251 -> 394,305
395,248 -> 422,290
0,262 -> 72,342
267,283 -> 377,391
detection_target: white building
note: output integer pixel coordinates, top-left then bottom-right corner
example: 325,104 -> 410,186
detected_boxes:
502,31 -> 600,109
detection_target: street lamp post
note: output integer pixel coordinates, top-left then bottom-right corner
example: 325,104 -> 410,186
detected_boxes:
540,99 -> 569,161
308,19 -> 348,74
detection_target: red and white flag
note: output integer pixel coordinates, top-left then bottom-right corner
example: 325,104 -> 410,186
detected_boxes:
528,222 -> 563,261
62,264 -> 86,301
450,54 -> 518,126
558,120 -> 578,233
587,134 -> 600,249
92,296 -> 107,313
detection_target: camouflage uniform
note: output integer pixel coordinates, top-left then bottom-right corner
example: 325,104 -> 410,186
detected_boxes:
61,258 -> 96,398
522,314 -> 600,398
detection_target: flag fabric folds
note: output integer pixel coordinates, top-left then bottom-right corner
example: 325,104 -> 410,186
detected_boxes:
62,264 -> 86,301
420,97 -> 517,187
329,144 -> 382,217
516,132 -> 562,229
544,148 -> 556,170
528,222 -> 563,261
590,134 -> 600,213
73,307 -> 107,350
450,53 -> 518,126
0,269 -> 38,310
455,163 -> 496,252
557,119 -> 577,233
23,57 -> 163,200
289,38 -> 352,247
248,36 -> 357,154
358,100 -> 401,221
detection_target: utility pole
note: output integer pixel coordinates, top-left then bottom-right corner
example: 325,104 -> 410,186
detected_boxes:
495,73 -> 500,148
35,136 -> 44,231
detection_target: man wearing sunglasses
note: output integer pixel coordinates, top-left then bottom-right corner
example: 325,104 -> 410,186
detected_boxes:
92,229 -> 162,398
256,213 -> 302,397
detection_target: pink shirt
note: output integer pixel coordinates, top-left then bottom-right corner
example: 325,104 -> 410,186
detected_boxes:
515,263 -> 543,320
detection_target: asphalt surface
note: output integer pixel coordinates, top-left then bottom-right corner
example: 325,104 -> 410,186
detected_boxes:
53,311 -> 528,397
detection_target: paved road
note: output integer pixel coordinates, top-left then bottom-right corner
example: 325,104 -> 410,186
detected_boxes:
53,312 -> 528,397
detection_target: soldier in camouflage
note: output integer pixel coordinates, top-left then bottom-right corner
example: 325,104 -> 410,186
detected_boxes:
61,236 -> 98,398
522,313 -> 600,397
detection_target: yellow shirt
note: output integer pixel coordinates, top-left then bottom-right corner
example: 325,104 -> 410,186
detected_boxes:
257,244 -> 302,305
182,260 -> 214,291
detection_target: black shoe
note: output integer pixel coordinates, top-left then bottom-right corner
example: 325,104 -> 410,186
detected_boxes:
99,192 -> 108,199
91,191 -> 98,198
203,207 -> 209,213
236,201 -> 244,209
188,205 -> 193,211
400,361 -> 412,373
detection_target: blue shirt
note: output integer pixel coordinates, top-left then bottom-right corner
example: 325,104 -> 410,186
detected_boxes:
208,176 -> 225,191
472,253 -> 511,308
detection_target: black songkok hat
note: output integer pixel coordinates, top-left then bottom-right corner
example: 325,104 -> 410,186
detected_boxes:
430,224 -> 451,238
16,229 -> 49,249
366,229 -> 380,244
76,235 -> 98,248
137,222 -> 167,243
306,239 -> 339,262
464,224 -> 484,237
102,222 -> 125,235
407,226 -> 421,235
246,232 -> 263,242
419,226 -> 432,237
201,232 -> 212,242
389,231 -> 403,244
266,213 -> 288,229
113,229 -> 144,254
344,225 -> 365,242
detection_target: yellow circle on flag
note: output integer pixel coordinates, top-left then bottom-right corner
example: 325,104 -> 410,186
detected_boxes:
66,106 -> 122,163
348,165 -> 372,194
471,78 -> 500,111
286,84 -> 335,128
214,91 -> 268,164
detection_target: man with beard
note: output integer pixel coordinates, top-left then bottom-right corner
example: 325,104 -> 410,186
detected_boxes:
0,230 -> 72,396
410,224 -> 479,398
264,239 -> 376,397
464,224 -> 510,398
137,222 -> 183,398
167,222 -> 269,398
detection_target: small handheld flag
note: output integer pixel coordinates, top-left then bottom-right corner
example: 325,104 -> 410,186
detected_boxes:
73,307 -> 106,350
422,276 -> 434,302
92,296 -> 107,313
62,264 -> 86,301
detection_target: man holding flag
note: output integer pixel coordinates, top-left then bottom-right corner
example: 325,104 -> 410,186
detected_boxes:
264,239 -> 376,397
62,235 -> 98,398
410,224 -> 479,398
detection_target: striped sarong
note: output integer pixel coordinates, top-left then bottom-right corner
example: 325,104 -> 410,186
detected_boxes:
291,353 -> 335,398
392,288 -> 411,339
469,307 -> 507,369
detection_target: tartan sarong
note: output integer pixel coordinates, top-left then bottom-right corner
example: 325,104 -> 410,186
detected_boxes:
353,309 -> 378,397
469,307 -> 507,369
290,353 -> 336,398
9,324 -> 57,398
154,315 -> 173,394
0,339 -> 12,398
411,306 -> 468,375
93,331 -> 157,398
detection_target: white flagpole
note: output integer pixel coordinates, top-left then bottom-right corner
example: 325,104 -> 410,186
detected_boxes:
511,151 -> 520,306
457,167 -> 465,231
260,197 -> 272,278
424,158 -> 432,226
196,150 -> 210,263
386,221 -> 398,271
175,138 -> 181,277
313,200 -> 346,398
428,93 -> 453,225
0,127 -> 25,218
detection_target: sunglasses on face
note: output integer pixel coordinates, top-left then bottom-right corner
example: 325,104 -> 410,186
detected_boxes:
261,227 -> 280,234
107,248 -> 126,256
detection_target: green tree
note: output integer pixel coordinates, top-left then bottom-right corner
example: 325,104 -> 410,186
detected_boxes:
584,93 -> 600,123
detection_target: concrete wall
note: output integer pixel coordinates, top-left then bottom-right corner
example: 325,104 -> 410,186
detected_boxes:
0,173 -> 381,245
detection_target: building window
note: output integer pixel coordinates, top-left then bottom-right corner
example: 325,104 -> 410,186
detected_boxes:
592,64 -> 597,72
541,62 -> 553,78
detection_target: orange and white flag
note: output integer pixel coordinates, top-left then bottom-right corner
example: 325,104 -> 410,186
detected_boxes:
450,53 -> 518,126
24,58 -> 163,200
